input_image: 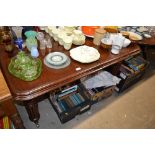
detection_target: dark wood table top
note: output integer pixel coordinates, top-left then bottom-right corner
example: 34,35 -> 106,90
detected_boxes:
134,36 -> 155,46
0,38 -> 140,101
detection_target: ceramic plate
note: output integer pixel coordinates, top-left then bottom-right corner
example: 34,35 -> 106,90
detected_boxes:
143,33 -> 152,38
45,52 -> 68,66
44,56 -> 71,69
83,34 -> 94,38
70,45 -> 100,63
137,27 -> 148,33
129,32 -> 143,41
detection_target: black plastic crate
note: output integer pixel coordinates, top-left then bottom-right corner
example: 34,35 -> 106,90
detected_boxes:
49,85 -> 91,123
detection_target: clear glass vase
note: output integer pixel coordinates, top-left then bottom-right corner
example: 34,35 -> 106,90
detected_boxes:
12,26 -> 23,39
12,26 -> 23,50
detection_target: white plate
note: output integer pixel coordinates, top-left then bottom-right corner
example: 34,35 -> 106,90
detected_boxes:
129,32 -> 143,41
83,34 -> 94,38
143,34 -> 152,38
137,27 -> 148,33
44,56 -> 71,69
45,52 -> 68,66
70,45 -> 100,63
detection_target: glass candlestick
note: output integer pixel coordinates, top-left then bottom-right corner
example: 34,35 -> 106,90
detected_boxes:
31,46 -> 39,58
26,37 -> 38,52
12,26 -> 23,39
36,32 -> 46,50
12,26 -> 23,50
14,38 -> 23,50
25,31 -> 38,52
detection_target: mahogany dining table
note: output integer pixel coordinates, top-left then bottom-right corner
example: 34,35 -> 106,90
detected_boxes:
0,37 -> 141,127
133,36 -> 155,67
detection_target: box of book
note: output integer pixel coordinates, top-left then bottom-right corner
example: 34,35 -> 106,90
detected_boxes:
81,83 -> 115,104
49,85 -> 91,123
124,55 -> 147,72
115,56 -> 149,93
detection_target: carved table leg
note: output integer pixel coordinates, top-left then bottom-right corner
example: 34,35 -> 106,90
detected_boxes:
1,99 -> 25,129
25,99 -> 40,128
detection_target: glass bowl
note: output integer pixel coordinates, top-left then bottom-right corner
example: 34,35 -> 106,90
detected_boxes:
8,52 -> 42,81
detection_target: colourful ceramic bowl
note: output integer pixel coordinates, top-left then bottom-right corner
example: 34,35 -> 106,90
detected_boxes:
81,26 -> 100,37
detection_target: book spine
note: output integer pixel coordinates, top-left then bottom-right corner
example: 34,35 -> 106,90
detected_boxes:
58,101 -> 66,112
69,95 -> 79,106
77,93 -> 85,102
72,94 -> 81,105
65,97 -> 75,108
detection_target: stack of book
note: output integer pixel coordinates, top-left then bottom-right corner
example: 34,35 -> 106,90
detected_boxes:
49,85 -> 91,123
124,56 -> 146,72
115,55 -> 148,93
56,92 -> 86,113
